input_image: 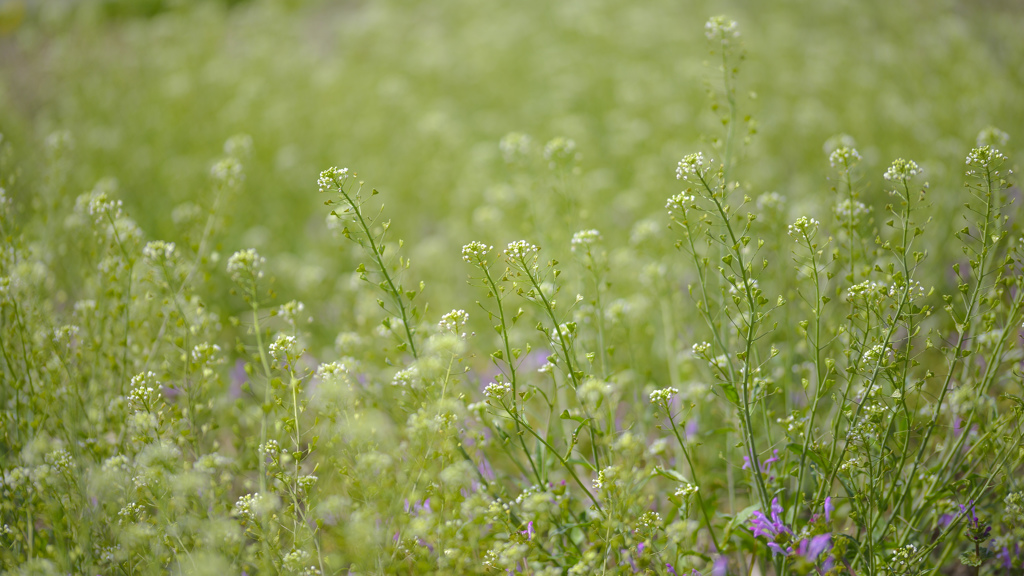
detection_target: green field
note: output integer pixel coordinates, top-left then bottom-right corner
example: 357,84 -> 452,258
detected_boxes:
1,0 -> 1023,574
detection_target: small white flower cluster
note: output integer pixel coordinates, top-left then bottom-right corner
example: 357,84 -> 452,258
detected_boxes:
317,166 -> 350,193
233,492 -> 263,525
636,511 -> 662,530
787,216 -> 820,239
543,137 -> 577,168
976,126 -> 1009,148
665,192 -> 696,216
210,157 -> 243,187
965,145 -> 1008,171
226,248 -> 265,284
504,240 -> 540,262
191,342 -> 222,363
692,341 -> 711,355
438,309 -> 470,334
52,324 -> 80,346
260,439 -> 281,460
889,544 -> 918,569
46,448 -> 73,475
846,280 -> 887,302
142,240 -> 176,262
269,334 -> 298,364
888,279 -> 925,300
861,343 -> 891,366
392,365 -> 419,387
838,457 -> 861,473
828,146 -> 861,168
883,158 -> 921,182
551,323 -> 575,345
484,381 -> 512,399
674,482 -> 699,498
704,16 -> 739,42
676,152 -> 710,180
570,229 -> 601,252
315,361 -> 349,381
283,549 -> 315,573
117,502 -> 145,525
649,387 -> 678,405
223,133 -> 252,158
834,199 -> 869,223
296,474 -> 318,493
278,300 -> 307,326
87,192 -> 123,223
500,132 -> 532,164
756,191 -> 785,211
592,465 -> 618,490
461,240 -> 493,264
128,371 -> 160,412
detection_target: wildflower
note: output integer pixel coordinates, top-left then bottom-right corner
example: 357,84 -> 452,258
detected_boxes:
500,132 -> 532,164
142,240 -> 176,262
392,366 -> 419,387
210,157 -> 243,187
676,152 -> 710,180
965,145 -> 1008,173
976,126 -> 1009,148
665,192 -> 696,215
484,382 -> 512,399
883,158 -> 921,182
317,166 -> 350,193
543,137 -> 577,169
461,240 -> 493,264
834,199 -> 869,223
787,216 -> 820,239
704,16 -> 739,43
649,387 -> 678,405
226,248 -> 266,284
795,533 -> 832,563
824,496 -> 834,523
128,371 -> 160,412
674,482 -> 699,498
570,229 -> 601,252
756,191 -> 785,211
269,334 -> 298,364
749,497 -> 793,556
960,500 -> 991,543
691,341 -> 711,355
438,309 -> 470,334
504,240 -> 540,263
829,146 -> 861,168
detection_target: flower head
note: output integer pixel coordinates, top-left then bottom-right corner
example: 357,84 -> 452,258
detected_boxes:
883,158 -> 921,182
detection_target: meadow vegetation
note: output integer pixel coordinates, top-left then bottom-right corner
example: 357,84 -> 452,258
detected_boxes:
1,0 -> 1023,574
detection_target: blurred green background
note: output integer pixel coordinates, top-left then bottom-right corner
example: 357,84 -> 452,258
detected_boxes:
1,0 -> 1022,352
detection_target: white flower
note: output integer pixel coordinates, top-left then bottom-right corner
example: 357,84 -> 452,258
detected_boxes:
500,132 -> 532,164
883,158 -> 921,182
461,241 -> 493,264
226,248 -> 266,283
828,146 -> 861,168
570,229 -> 601,252
210,157 -> 243,187
543,137 -> 577,168
976,126 -> 1009,148
665,193 -> 696,215
675,152 -> 710,180
269,334 -> 298,364
649,387 -> 678,404
504,240 -> 540,262
317,166 -> 350,193
142,241 -> 176,262
834,199 -> 869,223
674,482 -> 699,497
787,216 -> 820,239
438,309 -> 470,334
704,16 -> 739,42
484,382 -> 512,399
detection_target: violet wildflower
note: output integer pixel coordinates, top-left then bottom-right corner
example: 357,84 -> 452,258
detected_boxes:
824,496 -> 834,523
750,497 -> 794,556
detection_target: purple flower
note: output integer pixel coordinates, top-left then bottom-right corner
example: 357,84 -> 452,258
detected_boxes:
750,497 -> 794,556
712,556 -> 727,576
824,497 -> 834,523
796,533 -> 832,562
664,563 -> 677,575
520,521 -> 534,540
